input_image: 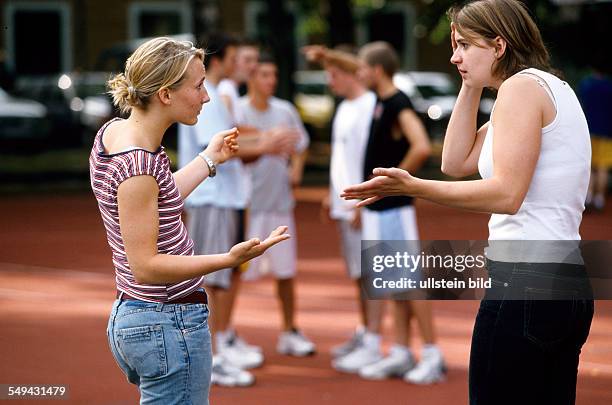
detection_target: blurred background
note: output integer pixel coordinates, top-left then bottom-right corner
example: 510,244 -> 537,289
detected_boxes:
1,1 -> 612,404
1,0 -> 611,189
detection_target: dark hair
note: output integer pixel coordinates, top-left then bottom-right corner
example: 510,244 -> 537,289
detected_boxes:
257,51 -> 276,66
203,32 -> 238,69
447,0 -> 553,79
358,41 -> 400,78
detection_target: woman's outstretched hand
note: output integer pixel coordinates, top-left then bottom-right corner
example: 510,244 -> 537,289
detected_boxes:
228,226 -> 291,266
341,167 -> 415,208
204,127 -> 239,165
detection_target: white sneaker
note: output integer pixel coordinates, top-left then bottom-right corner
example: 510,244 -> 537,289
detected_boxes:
211,355 -> 255,387
332,344 -> 382,373
277,329 -> 316,357
230,330 -> 263,354
404,347 -> 447,384
331,327 -> 365,358
359,345 -> 416,380
218,339 -> 264,369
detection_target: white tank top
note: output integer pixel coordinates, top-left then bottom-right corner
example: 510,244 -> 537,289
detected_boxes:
478,68 -> 591,263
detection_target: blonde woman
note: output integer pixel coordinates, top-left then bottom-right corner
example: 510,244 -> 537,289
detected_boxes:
343,1 -> 593,403
90,37 -> 289,404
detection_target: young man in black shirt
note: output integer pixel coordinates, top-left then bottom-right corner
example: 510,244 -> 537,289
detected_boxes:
333,41 -> 445,384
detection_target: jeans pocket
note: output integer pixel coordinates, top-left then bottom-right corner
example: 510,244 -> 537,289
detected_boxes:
115,325 -> 168,378
179,304 -> 209,334
523,288 -> 577,351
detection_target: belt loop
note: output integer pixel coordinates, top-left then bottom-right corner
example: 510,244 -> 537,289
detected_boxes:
156,302 -> 164,312
118,291 -> 124,300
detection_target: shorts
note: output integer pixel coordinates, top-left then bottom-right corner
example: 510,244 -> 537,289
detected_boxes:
591,135 -> 612,168
242,210 -> 297,281
361,205 -> 422,299
361,205 -> 419,240
338,219 -> 362,280
187,205 -> 244,289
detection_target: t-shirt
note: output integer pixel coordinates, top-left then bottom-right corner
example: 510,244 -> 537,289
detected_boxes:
90,118 -> 202,302
177,82 -> 249,209
579,74 -> 612,138
330,91 -> 377,220
363,90 -> 415,211
237,96 -> 309,213
218,78 -> 244,125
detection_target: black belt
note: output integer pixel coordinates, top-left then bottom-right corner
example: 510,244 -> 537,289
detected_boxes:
117,289 -> 208,304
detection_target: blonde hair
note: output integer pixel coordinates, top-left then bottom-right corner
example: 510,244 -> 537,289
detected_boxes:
107,37 -> 205,114
447,0 -> 553,80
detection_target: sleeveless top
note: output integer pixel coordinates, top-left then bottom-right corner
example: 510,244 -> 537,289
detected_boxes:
478,68 -> 591,263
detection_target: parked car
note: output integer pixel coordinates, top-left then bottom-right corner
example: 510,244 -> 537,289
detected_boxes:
0,86 -> 50,149
393,71 -> 493,140
14,72 -> 114,146
292,70 -> 335,138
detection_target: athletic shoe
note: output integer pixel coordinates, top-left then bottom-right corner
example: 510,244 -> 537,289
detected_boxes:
277,329 -> 316,357
230,330 -> 263,354
359,345 -> 416,380
404,347 -> 447,384
332,345 -> 382,373
331,326 -> 365,358
218,336 -> 264,369
211,355 -> 255,387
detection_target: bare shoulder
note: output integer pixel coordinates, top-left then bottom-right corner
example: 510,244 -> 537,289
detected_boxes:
497,74 -> 549,107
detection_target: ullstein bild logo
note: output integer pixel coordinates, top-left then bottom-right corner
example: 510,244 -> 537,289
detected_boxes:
360,240 -> 612,300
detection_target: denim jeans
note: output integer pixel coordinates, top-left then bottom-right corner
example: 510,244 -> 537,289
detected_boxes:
469,260 -> 594,405
107,296 -> 212,405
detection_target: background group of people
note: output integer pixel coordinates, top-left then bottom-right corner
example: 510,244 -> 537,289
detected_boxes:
176,33 -> 447,387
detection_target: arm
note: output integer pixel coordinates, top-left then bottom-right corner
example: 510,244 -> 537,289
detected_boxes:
173,128 -> 239,200
440,84 -> 488,177
440,23 -> 488,178
290,149 -> 308,186
343,77 -> 543,215
396,109 -> 432,173
118,175 -> 290,285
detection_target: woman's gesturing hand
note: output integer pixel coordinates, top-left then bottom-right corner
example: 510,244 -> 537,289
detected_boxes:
228,226 -> 291,266
341,167 -> 415,208
204,127 -> 240,165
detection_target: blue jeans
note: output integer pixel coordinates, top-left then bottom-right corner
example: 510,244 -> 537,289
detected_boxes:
107,297 -> 212,404
469,260 -> 594,405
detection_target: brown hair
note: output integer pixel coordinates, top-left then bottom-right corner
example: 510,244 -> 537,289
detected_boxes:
447,0 -> 553,80
107,37 -> 205,115
358,41 -> 400,78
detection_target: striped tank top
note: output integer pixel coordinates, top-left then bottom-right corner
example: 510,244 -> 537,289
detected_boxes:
89,118 -> 203,302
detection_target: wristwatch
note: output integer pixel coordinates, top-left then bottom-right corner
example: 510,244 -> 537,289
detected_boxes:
198,152 -> 217,177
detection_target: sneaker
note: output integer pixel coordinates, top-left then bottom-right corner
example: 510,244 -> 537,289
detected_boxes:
277,329 -> 316,357
404,347 -> 447,384
332,344 -> 382,374
211,355 -> 255,387
218,339 -> 264,369
230,330 -> 263,354
359,345 -> 416,380
331,327 -> 365,358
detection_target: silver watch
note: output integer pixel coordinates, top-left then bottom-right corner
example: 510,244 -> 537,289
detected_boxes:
198,152 -> 217,177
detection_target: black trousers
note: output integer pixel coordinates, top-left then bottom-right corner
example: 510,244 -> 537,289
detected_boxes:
469,260 -> 594,405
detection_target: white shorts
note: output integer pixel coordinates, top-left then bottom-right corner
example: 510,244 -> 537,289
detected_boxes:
242,211 -> 297,281
187,205 -> 243,289
361,205 -> 419,241
337,219 -> 362,280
